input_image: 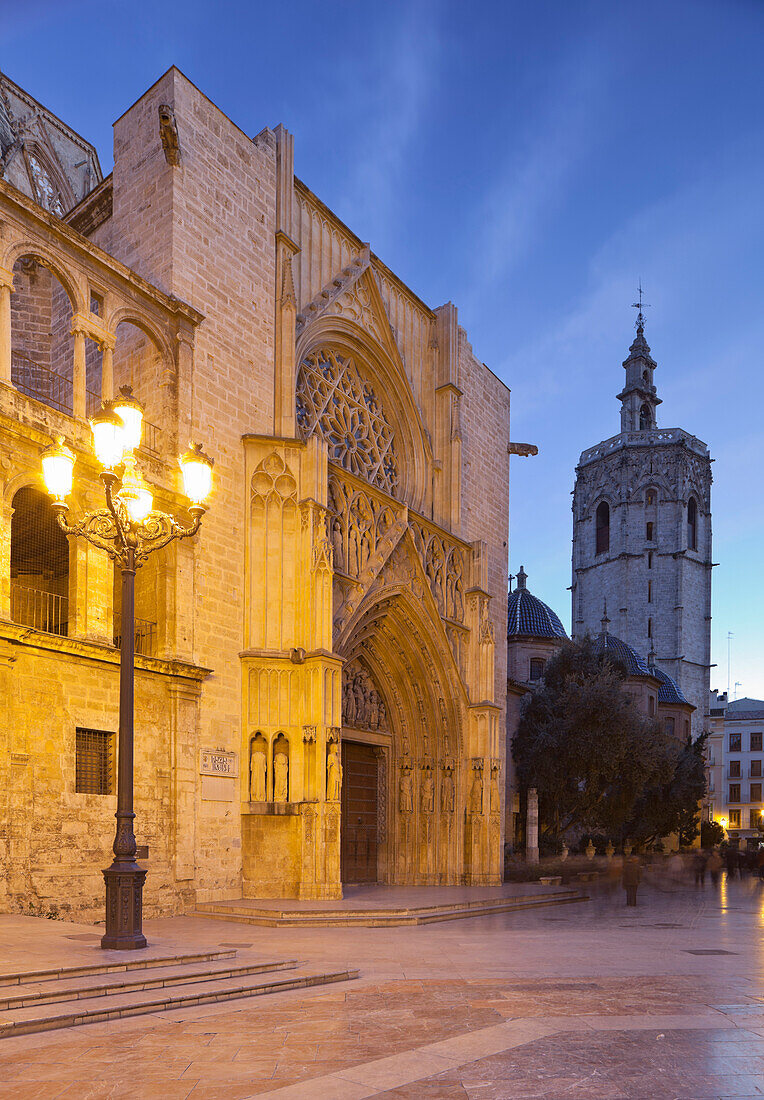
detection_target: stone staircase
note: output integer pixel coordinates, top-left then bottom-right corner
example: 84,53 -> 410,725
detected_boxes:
195,888 -> 586,928
0,949 -> 359,1038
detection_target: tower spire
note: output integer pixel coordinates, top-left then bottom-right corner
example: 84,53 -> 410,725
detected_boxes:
601,599 -> 610,635
618,285 -> 661,433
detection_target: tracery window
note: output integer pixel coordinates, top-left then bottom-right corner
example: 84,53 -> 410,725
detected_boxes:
296,348 -> 399,495
27,152 -> 65,216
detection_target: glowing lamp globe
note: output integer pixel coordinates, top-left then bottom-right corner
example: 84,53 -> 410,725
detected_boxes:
112,385 -> 144,452
119,455 -> 153,523
179,442 -> 213,506
89,404 -> 125,469
41,437 -> 75,500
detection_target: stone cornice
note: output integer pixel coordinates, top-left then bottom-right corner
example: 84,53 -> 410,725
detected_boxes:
0,620 -> 211,681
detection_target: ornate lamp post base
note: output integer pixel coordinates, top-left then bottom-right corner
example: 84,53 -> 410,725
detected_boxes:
101,863 -> 148,950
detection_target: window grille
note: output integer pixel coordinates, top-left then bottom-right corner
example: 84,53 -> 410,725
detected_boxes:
751,733 -> 762,752
529,658 -> 545,682
729,733 -> 742,752
76,728 -> 114,795
729,810 -> 741,828
751,783 -> 762,804
729,783 -> 741,803
11,486 -> 69,636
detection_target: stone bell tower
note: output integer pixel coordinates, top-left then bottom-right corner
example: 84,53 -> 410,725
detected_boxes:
571,302 -> 713,735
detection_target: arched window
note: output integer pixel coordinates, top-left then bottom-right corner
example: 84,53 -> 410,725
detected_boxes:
10,486 -> 69,635
639,403 -> 652,430
646,489 -> 656,507
687,497 -> 698,551
595,501 -> 610,555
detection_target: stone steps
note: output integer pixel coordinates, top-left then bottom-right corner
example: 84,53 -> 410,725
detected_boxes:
195,890 -> 586,927
0,955 -> 359,1038
0,958 -> 301,1011
0,948 -> 236,989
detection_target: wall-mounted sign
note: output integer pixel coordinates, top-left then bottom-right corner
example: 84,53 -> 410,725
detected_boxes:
199,749 -> 238,777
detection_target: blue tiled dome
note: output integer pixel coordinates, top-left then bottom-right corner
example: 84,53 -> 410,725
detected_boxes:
593,631 -> 650,676
651,666 -> 688,705
507,567 -> 568,640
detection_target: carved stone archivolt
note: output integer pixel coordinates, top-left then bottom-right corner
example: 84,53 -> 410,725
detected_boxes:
342,659 -> 388,731
296,348 -> 399,495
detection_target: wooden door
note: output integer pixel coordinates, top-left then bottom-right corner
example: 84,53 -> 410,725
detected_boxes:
340,741 -> 378,883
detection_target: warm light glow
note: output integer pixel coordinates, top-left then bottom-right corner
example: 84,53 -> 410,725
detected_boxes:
119,454 -> 153,523
179,442 -> 213,505
89,404 -> 124,469
41,437 -> 75,500
112,385 -> 144,451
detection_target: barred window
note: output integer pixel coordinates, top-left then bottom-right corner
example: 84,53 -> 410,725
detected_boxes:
75,728 -> 114,795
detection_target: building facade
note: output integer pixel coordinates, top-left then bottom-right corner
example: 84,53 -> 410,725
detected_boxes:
0,68 -> 511,919
706,695 -> 764,847
571,311 -> 713,733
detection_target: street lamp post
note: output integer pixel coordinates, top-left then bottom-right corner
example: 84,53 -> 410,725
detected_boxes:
41,387 -> 213,950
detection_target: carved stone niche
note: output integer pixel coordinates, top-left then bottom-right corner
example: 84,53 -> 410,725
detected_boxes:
440,761 -> 456,814
327,726 -> 341,744
273,733 -> 290,803
398,758 -> 414,814
248,732 -> 267,802
468,757 -> 484,816
489,758 -> 501,815
420,762 -> 435,814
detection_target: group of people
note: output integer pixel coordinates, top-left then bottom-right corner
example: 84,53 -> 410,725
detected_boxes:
683,846 -> 764,886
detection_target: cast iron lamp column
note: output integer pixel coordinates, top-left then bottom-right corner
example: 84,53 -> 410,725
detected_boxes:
41,391 -> 213,950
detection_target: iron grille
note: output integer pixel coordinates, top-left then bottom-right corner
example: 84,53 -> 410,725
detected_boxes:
75,727 -> 114,795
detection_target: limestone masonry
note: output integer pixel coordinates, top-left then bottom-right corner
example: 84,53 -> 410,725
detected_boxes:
0,68 -> 510,917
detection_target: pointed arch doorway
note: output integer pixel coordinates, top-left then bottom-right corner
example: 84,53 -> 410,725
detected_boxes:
340,739 -> 380,884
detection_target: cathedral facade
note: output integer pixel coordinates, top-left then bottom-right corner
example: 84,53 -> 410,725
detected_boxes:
0,68 -> 510,917
571,311 -> 713,732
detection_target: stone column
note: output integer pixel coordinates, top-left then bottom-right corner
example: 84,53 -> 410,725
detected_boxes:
0,279 -> 12,385
526,787 -> 539,865
72,327 -> 86,417
101,337 -> 115,402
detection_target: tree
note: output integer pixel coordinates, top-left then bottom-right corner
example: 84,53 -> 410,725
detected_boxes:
700,818 -> 725,848
512,637 -> 676,842
626,733 -> 708,847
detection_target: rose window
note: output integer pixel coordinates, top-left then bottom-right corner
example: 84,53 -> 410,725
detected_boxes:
296,349 -> 399,495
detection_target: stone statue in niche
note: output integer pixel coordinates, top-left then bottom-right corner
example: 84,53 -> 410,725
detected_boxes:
445,554 -> 464,621
490,763 -> 501,814
399,768 -> 413,813
441,769 -> 455,813
469,768 -> 483,815
249,743 -> 267,802
326,743 -> 342,801
420,768 -> 434,814
331,517 -> 344,571
274,753 -> 289,802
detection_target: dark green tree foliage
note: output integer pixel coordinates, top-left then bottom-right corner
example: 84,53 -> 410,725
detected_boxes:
512,637 -> 694,841
626,733 -> 708,846
700,818 -> 725,848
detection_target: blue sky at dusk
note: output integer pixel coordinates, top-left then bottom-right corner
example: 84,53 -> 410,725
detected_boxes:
3,0 -> 763,697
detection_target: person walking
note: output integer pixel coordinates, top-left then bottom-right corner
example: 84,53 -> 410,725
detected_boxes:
707,848 -> 723,886
693,850 -> 707,886
725,846 -> 739,880
622,854 -> 641,907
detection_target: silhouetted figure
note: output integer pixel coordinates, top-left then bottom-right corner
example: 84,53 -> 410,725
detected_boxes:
693,851 -> 707,886
622,854 -> 641,906
725,847 -> 739,880
707,849 -> 723,885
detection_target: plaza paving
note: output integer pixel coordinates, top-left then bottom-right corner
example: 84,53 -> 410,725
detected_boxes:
1,876 -> 764,1098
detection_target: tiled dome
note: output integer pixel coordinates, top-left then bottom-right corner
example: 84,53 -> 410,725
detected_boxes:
651,666 -> 688,705
592,631 -> 650,676
507,567 -> 568,640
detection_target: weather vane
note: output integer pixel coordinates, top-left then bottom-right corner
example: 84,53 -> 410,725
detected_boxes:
631,280 -> 650,331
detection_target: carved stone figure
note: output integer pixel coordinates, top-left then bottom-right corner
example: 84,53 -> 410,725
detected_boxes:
249,745 -> 266,802
399,768 -> 413,813
274,753 -> 289,802
441,769 -> 455,813
326,743 -> 342,801
158,104 -> 181,166
368,690 -> 380,731
469,769 -> 483,815
421,769 -> 434,814
490,764 -> 501,814
331,517 -> 344,570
